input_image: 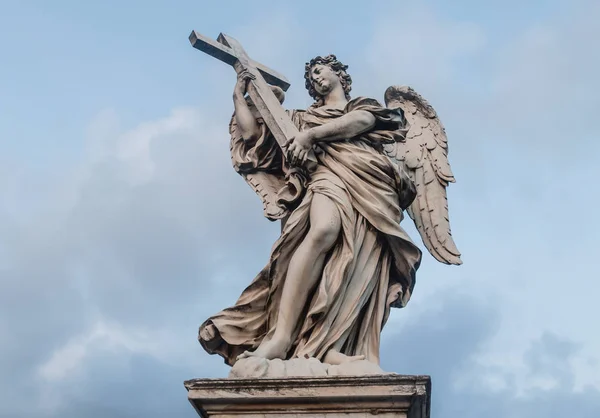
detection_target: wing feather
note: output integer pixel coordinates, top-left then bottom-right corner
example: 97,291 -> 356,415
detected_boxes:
384,85 -> 462,265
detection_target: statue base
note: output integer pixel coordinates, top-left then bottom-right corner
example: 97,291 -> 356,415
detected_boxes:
184,374 -> 431,417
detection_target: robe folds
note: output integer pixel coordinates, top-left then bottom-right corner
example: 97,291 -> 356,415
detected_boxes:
200,97 -> 422,366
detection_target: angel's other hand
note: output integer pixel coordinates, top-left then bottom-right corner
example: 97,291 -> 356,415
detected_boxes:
285,131 -> 314,166
235,70 -> 255,96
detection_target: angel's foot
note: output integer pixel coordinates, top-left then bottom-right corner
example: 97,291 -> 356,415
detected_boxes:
236,336 -> 290,361
323,349 -> 365,365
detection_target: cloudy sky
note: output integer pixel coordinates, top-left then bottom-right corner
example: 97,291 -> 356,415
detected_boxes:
1,0 -> 599,417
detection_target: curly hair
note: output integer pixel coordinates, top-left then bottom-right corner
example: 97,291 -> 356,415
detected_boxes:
304,54 -> 352,106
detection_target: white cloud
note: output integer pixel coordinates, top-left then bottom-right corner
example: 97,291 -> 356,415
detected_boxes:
363,0 -> 600,396
35,318 -> 201,415
486,5 -> 600,151
38,321 -> 124,382
2,2 -> 600,417
364,3 -> 486,95
0,99 -> 246,414
37,320 -> 182,383
114,107 -> 204,184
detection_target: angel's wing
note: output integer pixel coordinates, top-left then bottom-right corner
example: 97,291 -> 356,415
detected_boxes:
383,85 -> 462,265
229,113 -> 288,221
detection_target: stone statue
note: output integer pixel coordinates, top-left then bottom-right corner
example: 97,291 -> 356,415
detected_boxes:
190,32 -> 461,376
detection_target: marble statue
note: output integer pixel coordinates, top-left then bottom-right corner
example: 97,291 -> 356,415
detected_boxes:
190,32 -> 461,376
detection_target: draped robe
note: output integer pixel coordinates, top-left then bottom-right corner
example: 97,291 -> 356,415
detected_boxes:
200,97 -> 422,366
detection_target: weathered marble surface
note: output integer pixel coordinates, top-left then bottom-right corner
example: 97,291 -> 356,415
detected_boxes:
190,31 -> 462,370
185,374 -> 431,418
229,357 -> 388,378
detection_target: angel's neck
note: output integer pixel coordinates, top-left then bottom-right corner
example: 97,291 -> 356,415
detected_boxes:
322,87 -> 348,109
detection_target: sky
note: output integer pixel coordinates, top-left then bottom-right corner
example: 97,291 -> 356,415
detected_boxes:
0,0 -> 599,417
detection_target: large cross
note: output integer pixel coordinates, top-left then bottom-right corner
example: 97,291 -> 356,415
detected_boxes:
189,30 -> 316,165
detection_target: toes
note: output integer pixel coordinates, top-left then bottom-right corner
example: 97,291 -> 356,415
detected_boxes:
237,351 -> 251,360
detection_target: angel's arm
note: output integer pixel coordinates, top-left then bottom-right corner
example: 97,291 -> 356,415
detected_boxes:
307,110 -> 376,144
286,110 -> 377,166
233,71 -> 260,142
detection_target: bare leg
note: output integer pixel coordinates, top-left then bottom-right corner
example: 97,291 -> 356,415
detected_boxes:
238,194 -> 341,360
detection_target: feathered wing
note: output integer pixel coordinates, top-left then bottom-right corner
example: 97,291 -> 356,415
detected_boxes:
229,113 -> 289,221
383,85 -> 462,265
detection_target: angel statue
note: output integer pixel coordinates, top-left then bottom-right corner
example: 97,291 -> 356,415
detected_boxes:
198,52 -> 461,373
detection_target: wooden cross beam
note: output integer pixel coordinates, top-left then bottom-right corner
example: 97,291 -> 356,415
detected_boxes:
189,30 -> 316,166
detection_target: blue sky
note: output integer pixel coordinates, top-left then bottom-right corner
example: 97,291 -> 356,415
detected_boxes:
1,1 -> 599,417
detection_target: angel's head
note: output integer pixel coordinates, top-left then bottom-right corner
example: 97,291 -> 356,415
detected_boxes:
304,55 -> 352,105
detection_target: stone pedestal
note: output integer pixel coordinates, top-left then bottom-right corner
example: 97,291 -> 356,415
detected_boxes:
184,374 -> 431,417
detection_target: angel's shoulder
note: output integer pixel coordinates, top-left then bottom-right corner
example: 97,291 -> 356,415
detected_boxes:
346,96 -> 384,111
285,108 -> 308,129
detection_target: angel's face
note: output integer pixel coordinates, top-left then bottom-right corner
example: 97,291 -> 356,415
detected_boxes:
310,64 -> 340,96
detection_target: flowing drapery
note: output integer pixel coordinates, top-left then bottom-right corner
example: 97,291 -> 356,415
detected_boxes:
200,97 -> 422,366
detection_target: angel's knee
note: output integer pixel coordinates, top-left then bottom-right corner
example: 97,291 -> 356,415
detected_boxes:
306,196 -> 341,252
